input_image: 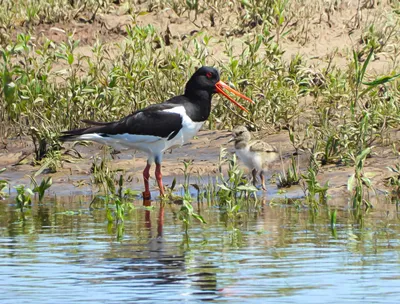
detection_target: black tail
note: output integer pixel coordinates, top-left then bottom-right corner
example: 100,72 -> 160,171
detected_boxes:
81,119 -> 113,126
59,127 -> 90,142
59,120 -> 116,142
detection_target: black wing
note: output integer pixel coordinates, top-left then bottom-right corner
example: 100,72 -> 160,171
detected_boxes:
60,102 -> 183,141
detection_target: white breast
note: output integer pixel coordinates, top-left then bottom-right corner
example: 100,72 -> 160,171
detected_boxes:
164,106 -> 204,147
236,147 -> 263,171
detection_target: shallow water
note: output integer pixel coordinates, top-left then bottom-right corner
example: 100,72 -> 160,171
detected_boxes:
1,197 -> 400,303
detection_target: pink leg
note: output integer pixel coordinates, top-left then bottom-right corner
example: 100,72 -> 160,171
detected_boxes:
143,163 -> 151,199
155,163 -> 165,196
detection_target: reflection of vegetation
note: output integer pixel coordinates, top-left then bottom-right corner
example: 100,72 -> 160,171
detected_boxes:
0,195 -> 399,295
2,200 -> 397,257
225,226 -> 243,248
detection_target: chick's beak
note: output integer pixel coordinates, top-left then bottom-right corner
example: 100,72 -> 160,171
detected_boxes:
215,81 -> 254,112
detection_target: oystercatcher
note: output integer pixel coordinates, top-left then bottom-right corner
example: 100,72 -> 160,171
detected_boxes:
60,66 -> 254,199
230,126 -> 279,190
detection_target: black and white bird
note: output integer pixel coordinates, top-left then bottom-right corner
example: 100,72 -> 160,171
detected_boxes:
60,66 -> 254,199
230,126 -> 279,190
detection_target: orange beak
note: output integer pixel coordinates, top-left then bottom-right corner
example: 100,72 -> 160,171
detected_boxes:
215,81 -> 255,112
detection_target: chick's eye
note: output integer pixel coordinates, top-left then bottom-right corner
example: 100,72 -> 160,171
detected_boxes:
206,72 -> 213,79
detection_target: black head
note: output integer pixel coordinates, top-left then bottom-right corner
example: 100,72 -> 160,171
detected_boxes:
184,66 -> 254,112
185,66 -> 220,95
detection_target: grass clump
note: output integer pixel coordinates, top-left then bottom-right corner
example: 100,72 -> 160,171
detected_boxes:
347,147 -> 374,209
277,155 -> 301,188
216,148 -> 259,216
89,149 -> 138,222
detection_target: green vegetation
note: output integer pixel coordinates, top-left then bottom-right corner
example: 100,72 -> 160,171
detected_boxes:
14,184 -> 33,212
176,159 -> 206,233
301,163 -> 329,209
0,168 -> 8,199
347,147 -> 374,209
276,155 -> 301,188
89,149 -> 138,222
216,148 -> 259,215
1,1 -> 400,227
29,175 -> 52,202
386,162 -> 400,197
1,1 -> 397,134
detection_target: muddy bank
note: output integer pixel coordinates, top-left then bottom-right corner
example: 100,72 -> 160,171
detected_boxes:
1,129 -> 399,206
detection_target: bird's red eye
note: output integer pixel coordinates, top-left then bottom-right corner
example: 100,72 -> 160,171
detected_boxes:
206,72 -> 212,79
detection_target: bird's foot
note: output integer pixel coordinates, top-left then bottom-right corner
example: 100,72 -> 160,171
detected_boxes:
142,191 -> 151,200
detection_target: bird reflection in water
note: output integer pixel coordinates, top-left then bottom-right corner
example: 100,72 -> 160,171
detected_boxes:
106,198 -> 218,301
142,198 -> 164,238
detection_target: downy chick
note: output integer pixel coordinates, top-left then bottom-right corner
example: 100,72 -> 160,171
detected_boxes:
230,126 -> 279,190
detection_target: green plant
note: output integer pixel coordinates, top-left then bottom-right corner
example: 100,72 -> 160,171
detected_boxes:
181,159 -> 193,198
195,174 -> 218,205
30,125 -> 62,161
270,197 -> 304,208
91,152 -> 119,196
14,184 -> 33,212
352,48 -> 400,113
330,208 -> 337,228
0,168 -> 9,198
328,207 -> 338,238
29,175 -> 52,202
276,155 -> 301,188
386,163 -> 400,195
0,0 -> 111,29
347,147 -> 374,209
300,163 -> 329,209
178,199 -> 206,234
239,0 -> 275,29
271,0 -> 290,44
89,149 -> 134,222
216,148 -> 258,215
35,149 -> 62,176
